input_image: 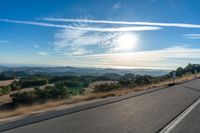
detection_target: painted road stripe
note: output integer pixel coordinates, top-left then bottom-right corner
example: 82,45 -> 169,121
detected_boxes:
159,97 -> 200,133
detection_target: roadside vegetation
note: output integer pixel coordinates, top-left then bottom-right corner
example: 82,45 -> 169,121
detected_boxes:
10,85 -> 69,105
0,63 -> 199,112
0,86 -> 11,96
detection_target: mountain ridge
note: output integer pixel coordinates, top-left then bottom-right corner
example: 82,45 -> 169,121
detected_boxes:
0,65 -> 170,76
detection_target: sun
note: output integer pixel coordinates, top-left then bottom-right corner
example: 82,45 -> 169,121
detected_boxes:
114,33 -> 139,52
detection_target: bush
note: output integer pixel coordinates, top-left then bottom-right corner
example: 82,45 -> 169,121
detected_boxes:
45,86 -> 69,99
10,86 -> 70,105
63,80 -> 83,88
10,81 -> 20,91
34,86 -> 69,99
119,79 -> 134,87
0,88 -> 3,96
55,79 -> 85,89
10,91 -> 35,104
94,83 -> 120,92
0,86 -> 11,96
134,75 -> 152,86
34,87 -> 49,99
19,78 -> 48,88
69,88 -> 84,95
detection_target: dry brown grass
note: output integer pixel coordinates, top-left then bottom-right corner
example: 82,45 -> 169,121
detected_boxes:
0,80 -> 16,87
89,81 -> 118,88
0,75 -> 196,121
0,94 -> 11,105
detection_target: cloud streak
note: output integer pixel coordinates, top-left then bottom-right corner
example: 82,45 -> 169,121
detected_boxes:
184,34 -> 200,39
0,40 -> 10,43
43,18 -> 200,29
34,45 -> 39,48
78,46 -> 200,69
113,2 -> 121,10
0,19 -> 160,32
37,51 -> 49,56
54,29 -> 121,55
87,46 -> 200,60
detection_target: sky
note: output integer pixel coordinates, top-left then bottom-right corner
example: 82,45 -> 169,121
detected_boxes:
1,0 -> 200,69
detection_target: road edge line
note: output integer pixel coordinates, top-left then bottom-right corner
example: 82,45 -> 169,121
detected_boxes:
159,97 -> 200,133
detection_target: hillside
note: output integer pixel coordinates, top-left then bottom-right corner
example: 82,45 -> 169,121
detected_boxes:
0,66 -> 170,77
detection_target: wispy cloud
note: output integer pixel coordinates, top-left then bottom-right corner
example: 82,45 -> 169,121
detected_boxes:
33,45 -> 39,48
77,46 -> 200,69
43,18 -> 200,29
0,40 -> 10,43
2,18 -> 200,69
113,2 -> 121,10
0,19 -> 160,32
52,45 -> 200,69
0,19 -> 66,28
54,29 -> 119,55
53,28 -> 140,55
37,51 -> 48,56
183,34 -> 200,39
87,46 -> 200,60
63,48 -> 90,56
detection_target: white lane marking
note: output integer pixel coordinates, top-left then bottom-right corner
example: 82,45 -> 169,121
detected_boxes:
159,97 -> 200,133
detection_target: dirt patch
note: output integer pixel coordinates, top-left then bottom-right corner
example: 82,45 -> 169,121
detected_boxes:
0,94 -> 11,105
0,80 -> 16,87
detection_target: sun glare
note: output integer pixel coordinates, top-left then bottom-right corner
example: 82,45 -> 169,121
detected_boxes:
114,33 -> 139,52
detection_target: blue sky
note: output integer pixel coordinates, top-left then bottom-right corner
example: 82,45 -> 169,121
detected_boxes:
1,0 -> 200,69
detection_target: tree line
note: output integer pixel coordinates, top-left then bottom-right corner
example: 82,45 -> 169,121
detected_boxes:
94,63 -> 200,92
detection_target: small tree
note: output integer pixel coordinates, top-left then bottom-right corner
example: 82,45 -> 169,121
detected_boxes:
10,81 -> 20,91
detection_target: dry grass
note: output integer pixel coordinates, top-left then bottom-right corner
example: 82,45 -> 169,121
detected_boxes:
89,81 -> 118,88
0,80 -> 16,87
0,94 -> 11,105
0,75 -> 196,121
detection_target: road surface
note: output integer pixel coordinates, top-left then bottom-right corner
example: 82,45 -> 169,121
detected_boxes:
170,99 -> 200,133
1,79 -> 200,133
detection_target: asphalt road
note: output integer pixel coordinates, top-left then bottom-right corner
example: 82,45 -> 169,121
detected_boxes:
170,99 -> 200,133
2,79 -> 200,133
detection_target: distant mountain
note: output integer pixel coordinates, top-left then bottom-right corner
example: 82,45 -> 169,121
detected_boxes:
0,66 -> 10,73
0,66 -> 170,77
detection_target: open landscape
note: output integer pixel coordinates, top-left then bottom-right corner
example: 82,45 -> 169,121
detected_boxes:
1,1 -> 200,132
0,63 -> 198,121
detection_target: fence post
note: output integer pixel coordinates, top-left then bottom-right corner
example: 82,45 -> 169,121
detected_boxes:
195,70 -> 197,78
172,71 -> 176,84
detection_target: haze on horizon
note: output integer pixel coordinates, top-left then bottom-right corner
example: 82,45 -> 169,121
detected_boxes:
1,0 -> 200,70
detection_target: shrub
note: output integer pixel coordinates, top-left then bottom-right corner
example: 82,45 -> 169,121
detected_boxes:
0,88 -> 3,96
55,80 -> 84,89
118,79 -> 134,87
55,86 -> 69,98
0,86 -> 11,96
134,75 -> 152,86
94,83 -> 120,92
10,81 -> 20,91
10,91 -> 35,104
19,78 -> 48,88
34,87 -> 49,99
9,85 -> 70,105
34,86 -> 69,99
69,88 -> 84,95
